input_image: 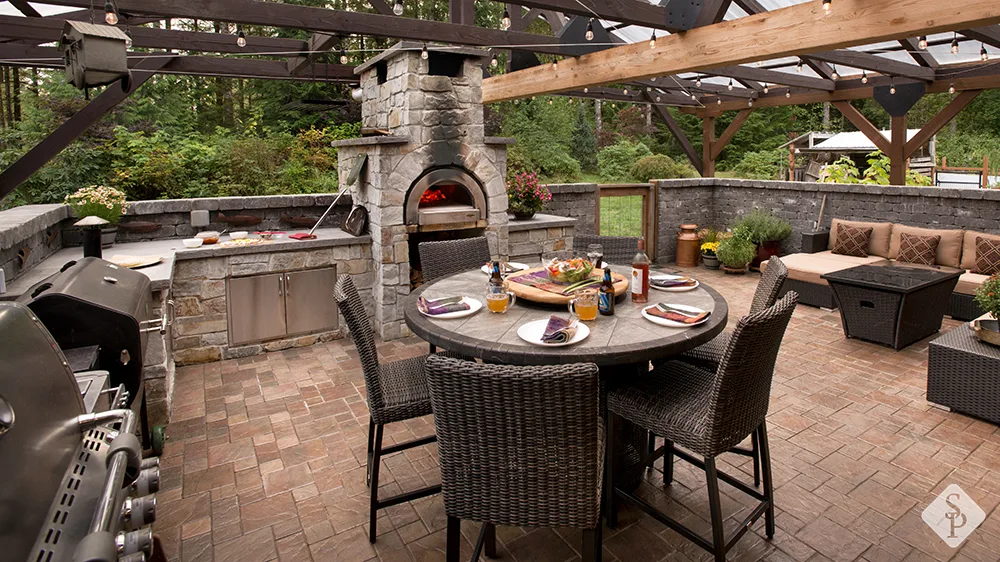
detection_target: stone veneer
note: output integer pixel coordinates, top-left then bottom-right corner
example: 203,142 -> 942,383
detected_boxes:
0,204 -> 68,284
334,43 -> 510,340
508,214 -> 576,264
542,183 -> 598,235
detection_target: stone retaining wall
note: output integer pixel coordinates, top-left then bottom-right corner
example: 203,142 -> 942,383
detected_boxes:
0,204 -> 68,284
543,183 -> 597,235
507,214 -> 576,263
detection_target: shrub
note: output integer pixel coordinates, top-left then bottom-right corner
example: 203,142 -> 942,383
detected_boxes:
505,144 -> 535,183
630,154 -> 697,181
538,151 -> 582,182
731,149 -> 784,180
731,209 -> 792,244
65,186 -> 126,224
820,156 -> 860,184
975,274 -> 1000,319
716,236 -> 757,268
598,140 -> 652,182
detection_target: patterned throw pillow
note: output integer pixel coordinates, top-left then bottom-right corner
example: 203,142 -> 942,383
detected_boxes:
832,225 -> 873,258
896,232 -> 940,266
974,236 -> 1000,275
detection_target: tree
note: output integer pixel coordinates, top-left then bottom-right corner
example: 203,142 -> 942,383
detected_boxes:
570,103 -> 597,172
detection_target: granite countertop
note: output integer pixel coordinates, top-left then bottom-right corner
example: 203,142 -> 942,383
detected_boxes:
507,213 -> 577,232
2,228 -> 370,299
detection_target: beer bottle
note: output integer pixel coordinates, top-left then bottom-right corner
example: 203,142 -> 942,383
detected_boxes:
489,261 -> 504,292
599,267 -> 615,316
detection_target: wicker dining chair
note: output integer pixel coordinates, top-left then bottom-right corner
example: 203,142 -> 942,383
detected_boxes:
606,292 -> 798,562
418,236 -> 491,283
424,355 -> 605,562
334,274 -> 453,544
574,234 -> 640,266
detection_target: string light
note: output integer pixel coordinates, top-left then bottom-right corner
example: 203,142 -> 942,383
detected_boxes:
949,82 -> 956,94
421,45 -> 429,59
748,97 -> 754,107
236,25 -> 246,48
952,33 -> 960,55
650,77 -> 656,82
918,36 -> 928,50
656,96 -> 661,102
822,0 -> 831,13
831,65 -> 839,80
982,43 -> 990,61
797,60 -> 803,73
340,47 -> 348,65
501,9 -> 511,30
552,60 -> 558,70
786,89 -> 792,99
124,29 -> 132,49
392,0 -> 403,16
727,78 -> 734,91
585,18 -> 594,41
622,88 -> 628,95
717,98 -> 722,105
691,91 -> 697,100
695,77 -> 702,88
861,70 -> 868,84
649,31 -> 656,49
583,87 -> 589,93
548,98 -> 553,104
104,1 -> 118,25
490,54 -> 498,67
889,78 -> 896,95
763,83 -> 769,94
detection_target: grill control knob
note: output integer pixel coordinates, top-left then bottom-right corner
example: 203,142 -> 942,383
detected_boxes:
116,528 -> 153,557
121,495 -> 157,529
133,466 -> 160,496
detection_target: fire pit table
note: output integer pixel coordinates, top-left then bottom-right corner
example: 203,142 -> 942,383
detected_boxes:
822,262 -> 961,350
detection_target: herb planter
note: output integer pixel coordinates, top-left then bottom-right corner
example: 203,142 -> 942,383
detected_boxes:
101,226 -> 118,248
751,240 -> 782,270
974,319 -> 1000,347
702,254 -> 720,270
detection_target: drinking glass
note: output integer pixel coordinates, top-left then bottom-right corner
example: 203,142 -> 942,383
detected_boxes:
587,244 -> 604,268
486,282 -> 516,313
568,289 -> 599,321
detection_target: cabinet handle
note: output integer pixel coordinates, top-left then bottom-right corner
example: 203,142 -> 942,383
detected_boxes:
285,274 -> 291,296
278,276 -> 283,296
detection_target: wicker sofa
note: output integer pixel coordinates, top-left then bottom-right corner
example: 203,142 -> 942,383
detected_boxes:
769,219 -> 999,321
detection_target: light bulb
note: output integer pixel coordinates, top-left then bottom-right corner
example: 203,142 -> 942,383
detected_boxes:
583,87 -> 588,93
890,79 -> 896,95
548,98 -> 552,105
691,92 -> 697,100
763,83 -> 769,94
656,96 -> 661,102
717,98 -> 722,105
786,89 -> 791,99
501,9 -> 511,30
649,32 -> 656,49
982,43 -> 989,61
695,77 -> 702,88
340,48 -> 348,65
949,82 -> 956,94
236,28 -> 246,48
490,54 -> 498,67
124,30 -> 132,49
622,88 -> 628,95
952,33 -> 960,54
861,71 -> 868,84
822,0 -> 831,13
650,77 -> 656,82
727,78 -> 733,91
585,19 -> 594,41
552,60 -> 558,70
531,96 -> 535,100
421,46 -> 428,60
831,65 -> 839,80
748,98 -> 754,107
392,0 -> 403,15
104,1 -> 118,25
918,36 -> 928,50
797,61 -> 803,73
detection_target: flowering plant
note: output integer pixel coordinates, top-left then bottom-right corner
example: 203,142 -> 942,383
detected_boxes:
975,274 -> 1000,319
65,185 -> 127,224
700,241 -> 720,256
507,172 -> 551,215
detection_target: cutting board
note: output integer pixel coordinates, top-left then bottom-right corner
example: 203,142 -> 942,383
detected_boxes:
505,266 -> 630,304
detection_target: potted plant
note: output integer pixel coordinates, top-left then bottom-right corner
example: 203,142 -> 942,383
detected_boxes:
732,209 -> 792,270
715,230 -> 756,274
973,274 -> 1000,346
698,228 -> 723,270
65,185 -> 127,248
507,171 -> 551,220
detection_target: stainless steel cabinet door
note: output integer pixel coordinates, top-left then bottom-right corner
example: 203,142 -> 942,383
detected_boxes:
228,273 -> 287,345
284,267 -> 339,336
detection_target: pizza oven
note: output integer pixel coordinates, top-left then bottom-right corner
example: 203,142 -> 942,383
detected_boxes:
404,167 -> 487,229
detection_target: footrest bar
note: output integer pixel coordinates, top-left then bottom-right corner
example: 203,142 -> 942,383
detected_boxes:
672,448 -> 765,500
617,490 -> 714,553
725,502 -> 769,551
376,484 -> 442,509
381,434 -> 437,455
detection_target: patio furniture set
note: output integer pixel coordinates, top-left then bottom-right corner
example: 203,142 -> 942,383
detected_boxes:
333,235 -> 798,562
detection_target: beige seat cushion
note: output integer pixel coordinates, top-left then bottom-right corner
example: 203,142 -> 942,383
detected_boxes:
955,272 -> 991,296
828,219 -> 893,258
960,231 -> 1000,270
780,252 -> 888,286
888,225 -> 964,268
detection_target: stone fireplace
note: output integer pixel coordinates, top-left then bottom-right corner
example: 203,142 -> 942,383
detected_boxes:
334,42 -> 512,340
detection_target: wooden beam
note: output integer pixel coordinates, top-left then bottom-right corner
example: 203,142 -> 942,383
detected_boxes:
7,0 -> 41,17
0,57 -> 170,200
804,51 -> 935,81
489,0 -> 681,31
710,109 -> 753,161
890,115 -> 907,185
482,0 -> 1000,102
703,65 -> 835,91
287,33 -> 339,75
450,0 -> 474,25
695,0 -> 733,28
702,116 -> 716,178
832,100 -> 891,154
645,91 -> 703,174
963,26 -> 1000,49
899,38 -> 938,68
36,0 -> 568,55
904,90 -> 981,158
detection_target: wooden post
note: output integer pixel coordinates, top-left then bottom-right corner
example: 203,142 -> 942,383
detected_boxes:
789,146 -> 796,181
985,155 -> 991,188
890,115 -> 908,186
702,116 -> 716,178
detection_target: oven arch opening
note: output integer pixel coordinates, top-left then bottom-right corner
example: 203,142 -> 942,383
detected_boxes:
404,166 -> 488,226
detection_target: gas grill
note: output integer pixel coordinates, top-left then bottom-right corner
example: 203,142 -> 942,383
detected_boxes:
0,302 -> 161,562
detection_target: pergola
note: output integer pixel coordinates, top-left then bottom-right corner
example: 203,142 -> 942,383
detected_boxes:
0,0 -> 999,197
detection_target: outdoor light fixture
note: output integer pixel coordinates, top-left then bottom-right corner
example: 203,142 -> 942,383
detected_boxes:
717,98 -> 722,105
124,30 -> 132,49
952,33 -> 960,54
763,83 -> 769,94
392,0 -> 404,16
691,91 -> 697,100
501,9 -> 511,30
552,60 -> 558,70
861,70 -> 868,84
548,98 -> 552,104
583,87 -> 589,93
949,82 -> 956,94
918,36 -> 928,50
340,48 -> 348,65
490,54 -> 498,67
797,60 -> 803,73
695,77 -> 702,87
650,77 -> 656,81
104,1 -> 118,25
236,26 -> 246,48
890,78 -> 896,95
622,88 -> 628,95
831,65 -> 839,80
585,18 -> 595,41
727,78 -> 734,91
656,96 -> 661,102
982,43 -> 990,61
421,45 -> 428,59
822,0 -> 831,13
786,89 -> 792,98
748,98 -> 754,107
649,31 -> 656,49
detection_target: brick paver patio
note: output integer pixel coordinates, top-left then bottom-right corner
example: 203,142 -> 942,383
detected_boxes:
154,268 -> 1000,562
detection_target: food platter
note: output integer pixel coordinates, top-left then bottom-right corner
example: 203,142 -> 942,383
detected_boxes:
505,266 -> 629,305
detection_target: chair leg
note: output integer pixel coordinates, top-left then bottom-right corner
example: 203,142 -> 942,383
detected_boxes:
582,523 -> 602,562
758,422 -> 776,539
446,516 -> 461,562
484,523 -> 497,559
366,417 -> 375,488
647,432 -> 657,470
605,412 -> 618,529
705,457 -> 727,562
663,440 -> 674,485
368,423 -> 384,544
429,343 -> 437,354
751,431 -> 761,487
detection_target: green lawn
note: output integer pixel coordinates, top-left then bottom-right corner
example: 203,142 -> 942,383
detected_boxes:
599,196 -> 643,237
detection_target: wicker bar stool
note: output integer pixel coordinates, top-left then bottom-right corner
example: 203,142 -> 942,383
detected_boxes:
606,293 -> 798,562
334,274 -> 452,544
574,234 -> 640,266
424,355 -> 605,562
418,236 -> 491,283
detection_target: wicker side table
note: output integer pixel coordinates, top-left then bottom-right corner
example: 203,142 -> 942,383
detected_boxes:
928,326 -> 1000,425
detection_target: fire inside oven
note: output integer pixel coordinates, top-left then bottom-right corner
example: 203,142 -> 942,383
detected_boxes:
406,168 -> 487,227
419,182 -> 474,208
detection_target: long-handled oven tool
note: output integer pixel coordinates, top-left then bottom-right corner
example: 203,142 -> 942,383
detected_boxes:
290,187 -> 350,240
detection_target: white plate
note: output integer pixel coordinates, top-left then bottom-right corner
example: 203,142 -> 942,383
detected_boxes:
517,318 -> 590,347
650,274 -> 700,293
419,296 -> 482,319
481,262 -> 530,275
641,303 -> 711,328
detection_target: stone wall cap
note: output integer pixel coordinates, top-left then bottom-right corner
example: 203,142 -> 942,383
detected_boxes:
545,183 -> 597,194
330,136 -> 411,148
0,204 -> 70,251
356,41 -> 488,74
507,213 -> 577,232
173,228 -> 371,261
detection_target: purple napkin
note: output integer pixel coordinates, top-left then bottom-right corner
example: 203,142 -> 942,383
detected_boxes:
541,315 -> 578,344
418,296 -> 470,316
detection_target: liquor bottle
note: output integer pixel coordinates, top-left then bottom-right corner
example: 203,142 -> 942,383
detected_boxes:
599,267 -> 615,316
631,238 -> 650,303
488,261 -> 504,293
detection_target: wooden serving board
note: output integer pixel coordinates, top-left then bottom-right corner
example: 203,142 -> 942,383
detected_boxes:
505,266 -> 630,304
